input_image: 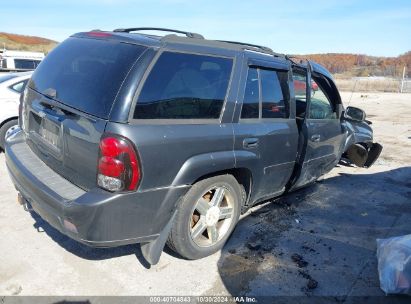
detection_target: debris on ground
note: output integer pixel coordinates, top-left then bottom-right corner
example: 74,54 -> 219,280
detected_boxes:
228,248 -> 236,254
261,243 -> 273,251
291,253 -> 309,268
307,278 -> 318,290
298,270 -> 318,290
301,245 -> 316,253
246,242 -> 261,251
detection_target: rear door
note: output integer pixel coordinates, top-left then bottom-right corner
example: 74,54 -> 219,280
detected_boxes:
290,64 -> 346,190
233,55 -> 299,204
22,36 -> 148,190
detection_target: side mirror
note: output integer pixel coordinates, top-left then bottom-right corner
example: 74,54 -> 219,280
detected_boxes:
345,106 -> 366,121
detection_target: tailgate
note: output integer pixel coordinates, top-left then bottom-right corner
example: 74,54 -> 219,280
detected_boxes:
20,36 -> 147,190
22,88 -> 106,190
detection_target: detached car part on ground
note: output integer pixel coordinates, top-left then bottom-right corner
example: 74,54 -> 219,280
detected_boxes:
5,28 -> 382,265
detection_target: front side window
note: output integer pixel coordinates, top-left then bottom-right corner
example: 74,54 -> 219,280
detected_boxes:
309,79 -> 337,119
293,71 -> 308,118
293,73 -> 307,101
134,52 -> 233,119
292,71 -> 336,119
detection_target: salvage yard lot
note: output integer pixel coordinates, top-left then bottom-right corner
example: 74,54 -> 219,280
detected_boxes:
0,92 -> 410,300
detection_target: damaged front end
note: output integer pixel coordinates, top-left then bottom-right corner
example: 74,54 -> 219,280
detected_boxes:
343,142 -> 383,168
341,106 -> 383,168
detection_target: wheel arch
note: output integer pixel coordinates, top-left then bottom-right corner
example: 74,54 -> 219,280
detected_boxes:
0,116 -> 18,129
191,167 -> 253,211
171,151 -> 255,210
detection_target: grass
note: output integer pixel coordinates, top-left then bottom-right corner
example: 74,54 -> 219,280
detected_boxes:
334,78 -> 407,93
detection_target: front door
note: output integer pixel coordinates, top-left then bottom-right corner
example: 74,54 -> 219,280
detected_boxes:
290,63 -> 346,190
234,58 -> 299,205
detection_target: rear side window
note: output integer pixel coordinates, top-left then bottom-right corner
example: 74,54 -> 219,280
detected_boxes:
30,37 -> 147,119
134,52 -> 233,119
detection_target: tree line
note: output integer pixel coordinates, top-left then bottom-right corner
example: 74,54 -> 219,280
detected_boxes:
296,52 -> 410,78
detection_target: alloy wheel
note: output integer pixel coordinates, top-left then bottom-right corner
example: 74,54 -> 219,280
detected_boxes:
189,186 -> 235,247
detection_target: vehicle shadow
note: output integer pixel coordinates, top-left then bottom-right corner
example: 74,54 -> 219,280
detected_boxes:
26,165 -> 411,289
216,166 -> 411,302
28,211 -> 152,268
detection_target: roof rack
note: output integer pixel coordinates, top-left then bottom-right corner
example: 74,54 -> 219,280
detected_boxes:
113,27 -> 204,39
216,40 -> 274,53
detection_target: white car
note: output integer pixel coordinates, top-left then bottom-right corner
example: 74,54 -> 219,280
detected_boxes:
0,50 -> 44,71
0,72 -> 32,150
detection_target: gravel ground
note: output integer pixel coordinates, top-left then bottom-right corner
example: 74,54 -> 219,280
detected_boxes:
0,92 -> 410,302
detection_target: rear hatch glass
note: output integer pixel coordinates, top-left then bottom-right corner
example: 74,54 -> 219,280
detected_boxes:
23,37 -> 147,190
30,37 -> 146,119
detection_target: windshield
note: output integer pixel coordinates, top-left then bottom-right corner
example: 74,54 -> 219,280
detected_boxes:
30,37 -> 147,119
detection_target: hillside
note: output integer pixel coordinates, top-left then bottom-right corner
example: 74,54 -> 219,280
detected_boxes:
0,32 -> 58,54
296,52 -> 411,78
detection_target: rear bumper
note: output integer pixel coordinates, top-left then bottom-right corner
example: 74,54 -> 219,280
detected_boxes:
5,129 -> 189,247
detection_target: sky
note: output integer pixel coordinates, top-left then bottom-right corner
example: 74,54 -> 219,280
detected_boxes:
1,0 -> 411,57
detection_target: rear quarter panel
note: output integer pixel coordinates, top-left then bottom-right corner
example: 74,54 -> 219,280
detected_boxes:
105,122 -> 236,190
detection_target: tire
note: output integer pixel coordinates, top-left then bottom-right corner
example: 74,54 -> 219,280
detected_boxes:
167,174 -> 244,260
0,119 -> 18,151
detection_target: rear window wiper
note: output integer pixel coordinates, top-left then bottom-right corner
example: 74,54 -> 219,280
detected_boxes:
43,87 -> 57,99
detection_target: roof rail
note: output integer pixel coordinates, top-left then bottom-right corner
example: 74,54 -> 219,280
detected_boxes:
216,40 -> 274,53
113,27 -> 204,39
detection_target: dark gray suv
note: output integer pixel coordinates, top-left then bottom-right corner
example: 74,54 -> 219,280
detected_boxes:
5,28 -> 381,265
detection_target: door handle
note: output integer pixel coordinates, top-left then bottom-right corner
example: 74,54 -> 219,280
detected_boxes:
243,138 -> 259,149
311,134 -> 321,142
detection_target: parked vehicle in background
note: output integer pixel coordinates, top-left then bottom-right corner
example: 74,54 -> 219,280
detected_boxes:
0,50 -> 44,71
4,28 -> 382,265
0,72 -> 32,149
293,74 -> 319,96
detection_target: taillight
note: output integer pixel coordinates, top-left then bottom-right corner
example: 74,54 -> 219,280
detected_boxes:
97,134 -> 140,192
